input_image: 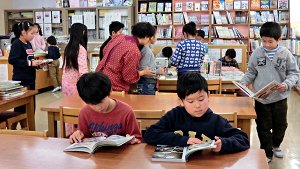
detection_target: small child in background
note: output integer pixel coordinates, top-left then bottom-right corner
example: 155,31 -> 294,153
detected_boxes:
156,46 -> 173,68
46,36 -> 61,93
196,29 -> 208,53
30,23 -> 46,51
219,49 -> 239,69
137,33 -> 164,95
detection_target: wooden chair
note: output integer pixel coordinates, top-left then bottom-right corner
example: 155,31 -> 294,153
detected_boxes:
157,79 -> 177,92
0,111 -> 28,130
210,93 -> 237,97
134,110 -> 165,130
111,91 -> 125,95
0,130 -> 48,137
59,106 -> 80,138
0,121 -> 6,129
155,91 -> 177,96
207,78 -> 222,94
217,112 -> 237,128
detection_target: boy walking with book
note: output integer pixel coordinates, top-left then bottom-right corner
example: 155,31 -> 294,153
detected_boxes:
240,22 -> 299,163
144,71 -> 249,153
69,72 -> 142,144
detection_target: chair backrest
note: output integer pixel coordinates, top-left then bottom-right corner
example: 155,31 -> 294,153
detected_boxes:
111,91 -> 125,95
155,91 -> 177,96
60,106 -> 80,138
157,80 -> 177,92
210,93 -> 237,97
134,110 -> 165,130
217,112 -> 237,128
0,130 -> 48,137
207,78 -> 222,94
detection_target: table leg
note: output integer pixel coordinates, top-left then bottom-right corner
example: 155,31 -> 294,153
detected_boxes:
26,95 -> 35,131
238,119 -> 251,141
47,111 -> 55,137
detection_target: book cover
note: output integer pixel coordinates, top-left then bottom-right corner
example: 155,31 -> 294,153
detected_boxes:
195,3 -> 200,11
270,0 -> 277,8
183,12 -> 190,24
123,0 -> 132,6
278,0 -> 288,9
241,1 -> 248,9
260,0 -> 270,9
151,135 -> 216,162
186,2 -> 194,11
140,3 -> 147,12
148,2 -> 157,12
64,135 -> 134,153
213,0 -> 220,10
225,0 -> 233,10
201,1 -> 209,10
175,3 -> 183,11
250,0 -> 260,10
157,3 -> 164,12
55,0 -> 63,8
87,0 -> 97,6
232,80 -> 281,101
175,29 -> 184,37
165,2 -> 172,11
234,1 -> 241,9
113,0 -> 123,6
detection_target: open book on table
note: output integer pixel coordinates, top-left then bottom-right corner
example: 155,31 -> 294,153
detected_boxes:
232,80 -> 281,101
64,135 -> 134,153
151,134 -> 216,162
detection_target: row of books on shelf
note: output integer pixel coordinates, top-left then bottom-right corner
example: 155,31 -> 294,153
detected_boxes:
212,26 -> 245,39
175,1 -> 209,11
213,11 -> 247,24
0,81 -> 27,100
139,2 -> 172,12
212,0 -> 288,10
57,0 -> 133,8
250,24 -> 290,39
249,10 -> 288,24
138,13 -> 172,25
250,39 -> 297,55
98,16 -> 129,29
211,39 -> 245,45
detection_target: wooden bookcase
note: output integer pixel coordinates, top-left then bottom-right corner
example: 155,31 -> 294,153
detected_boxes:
135,0 -> 292,58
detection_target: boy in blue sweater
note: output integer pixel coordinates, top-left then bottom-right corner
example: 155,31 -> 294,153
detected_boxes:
144,71 -> 249,153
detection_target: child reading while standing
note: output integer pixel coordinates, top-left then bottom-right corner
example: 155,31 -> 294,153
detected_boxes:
69,71 -> 142,144
144,71 -> 249,153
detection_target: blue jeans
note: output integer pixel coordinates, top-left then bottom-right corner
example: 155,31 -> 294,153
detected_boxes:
137,78 -> 156,95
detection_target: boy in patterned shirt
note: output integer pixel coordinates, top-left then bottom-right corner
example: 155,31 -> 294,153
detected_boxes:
219,49 -> 239,69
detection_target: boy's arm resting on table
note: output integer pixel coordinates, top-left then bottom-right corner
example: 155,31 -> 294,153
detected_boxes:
70,130 -> 84,143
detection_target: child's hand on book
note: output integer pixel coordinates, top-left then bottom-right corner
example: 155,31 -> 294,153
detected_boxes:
212,136 -> 222,152
187,137 -> 203,145
276,84 -> 286,92
125,134 -> 141,144
69,130 -> 84,143
32,60 -> 43,67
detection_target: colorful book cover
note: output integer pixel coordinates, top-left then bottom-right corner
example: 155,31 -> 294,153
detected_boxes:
241,1 -> 248,9
186,2 -> 194,11
260,0 -> 270,9
157,3 -> 164,12
195,3 -> 200,11
234,1 -> 241,9
225,0 -> 233,10
219,0 -> 225,10
164,2 -> 172,11
278,0 -> 288,9
201,1 -> 209,10
175,2 -> 182,11
148,2 -> 157,12
213,0 -> 221,10
250,0 -> 260,10
113,0 -> 123,6
140,3 -> 147,12
87,0 -> 97,6
55,0 -> 63,8
270,0 -> 277,8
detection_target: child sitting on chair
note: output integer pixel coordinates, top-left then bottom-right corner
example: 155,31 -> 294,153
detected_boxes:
69,72 -> 142,144
144,71 -> 249,153
219,49 -> 239,69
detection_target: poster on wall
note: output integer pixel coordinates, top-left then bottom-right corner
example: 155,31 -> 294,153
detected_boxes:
44,11 -> 52,23
52,11 -> 61,23
35,11 -> 43,23
104,13 -> 121,38
43,23 -> 52,36
0,64 -> 8,81
83,12 -> 95,29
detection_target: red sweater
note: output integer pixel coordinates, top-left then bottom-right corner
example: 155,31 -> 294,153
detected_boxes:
78,99 -> 142,141
96,34 -> 141,92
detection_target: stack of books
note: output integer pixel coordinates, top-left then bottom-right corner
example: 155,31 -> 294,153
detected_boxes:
0,81 -> 27,100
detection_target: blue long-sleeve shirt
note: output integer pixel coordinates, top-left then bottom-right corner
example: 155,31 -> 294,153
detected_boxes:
144,106 -> 249,154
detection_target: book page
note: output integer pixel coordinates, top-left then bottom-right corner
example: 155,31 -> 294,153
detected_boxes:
252,81 -> 280,100
232,80 -> 254,97
185,140 -> 216,159
151,145 -> 187,162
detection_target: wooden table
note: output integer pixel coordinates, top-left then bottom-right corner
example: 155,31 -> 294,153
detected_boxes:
0,90 -> 38,130
41,93 -> 256,138
0,134 -> 268,169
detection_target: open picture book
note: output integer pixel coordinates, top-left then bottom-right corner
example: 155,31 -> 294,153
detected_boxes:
232,80 -> 281,101
64,135 -> 134,153
151,134 -> 217,162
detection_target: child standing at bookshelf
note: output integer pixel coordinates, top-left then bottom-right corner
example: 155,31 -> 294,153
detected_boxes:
240,22 -> 299,163
196,29 -> 208,54
99,21 -> 124,60
30,23 -> 46,51
8,21 -> 45,129
46,36 -> 61,93
144,71 -> 249,153
62,23 -> 89,136
137,34 -> 164,95
70,71 -> 142,144
170,22 -> 205,78
219,49 -> 239,69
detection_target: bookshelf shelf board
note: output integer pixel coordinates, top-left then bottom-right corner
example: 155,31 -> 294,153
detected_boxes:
8,17 -> 33,19
211,38 -> 248,40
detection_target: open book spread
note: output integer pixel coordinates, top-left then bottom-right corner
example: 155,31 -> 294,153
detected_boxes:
64,135 -> 134,153
232,80 -> 281,100
151,134 -> 216,162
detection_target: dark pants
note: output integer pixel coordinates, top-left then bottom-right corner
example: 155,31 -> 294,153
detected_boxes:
255,98 -> 288,158
137,78 -> 156,95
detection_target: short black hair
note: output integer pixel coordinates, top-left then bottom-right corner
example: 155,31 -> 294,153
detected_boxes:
131,22 -> 156,38
162,46 -> 173,58
77,72 -> 111,105
109,21 -> 124,36
183,22 -> 197,36
177,71 -> 208,100
46,36 -> 57,45
12,20 -> 34,39
260,22 -> 281,40
225,49 -> 236,59
197,30 -> 205,38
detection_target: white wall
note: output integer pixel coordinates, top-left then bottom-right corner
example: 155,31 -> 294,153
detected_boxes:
12,0 -> 55,9
0,0 -> 13,34
290,0 -> 300,23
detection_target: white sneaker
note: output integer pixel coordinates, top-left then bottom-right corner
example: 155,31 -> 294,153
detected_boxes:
273,147 -> 283,158
52,87 -> 61,93
266,157 -> 272,163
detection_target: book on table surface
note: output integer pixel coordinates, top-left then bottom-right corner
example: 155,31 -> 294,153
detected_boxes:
232,80 -> 281,101
64,135 -> 134,153
151,140 -> 216,162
